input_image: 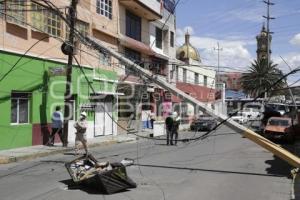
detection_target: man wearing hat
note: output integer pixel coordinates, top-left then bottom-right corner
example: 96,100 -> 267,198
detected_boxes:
74,111 -> 88,155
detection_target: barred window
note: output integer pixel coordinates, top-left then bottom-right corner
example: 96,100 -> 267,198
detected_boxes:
96,0 -> 112,20
6,0 -> 26,26
31,3 -> 61,37
11,92 -> 30,124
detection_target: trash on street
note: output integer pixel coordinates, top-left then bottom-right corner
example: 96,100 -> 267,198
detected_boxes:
65,154 -> 137,194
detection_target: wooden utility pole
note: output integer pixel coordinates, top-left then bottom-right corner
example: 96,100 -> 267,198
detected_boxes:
63,0 -> 78,146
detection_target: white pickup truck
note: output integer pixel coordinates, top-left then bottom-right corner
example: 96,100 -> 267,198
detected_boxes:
232,112 -> 249,124
242,108 -> 261,120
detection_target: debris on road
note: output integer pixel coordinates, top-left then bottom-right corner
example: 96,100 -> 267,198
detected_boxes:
65,154 -> 136,194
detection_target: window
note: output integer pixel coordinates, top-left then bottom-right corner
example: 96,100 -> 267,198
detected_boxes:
46,11 -> 61,37
204,75 -> 207,86
31,3 -> 61,37
11,92 -> 30,124
99,52 -> 110,66
176,66 -> 179,81
163,0 -> 176,14
126,10 -> 141,41
125,48 -> 141,75
170,31 -> 174,47
6,0 -> 26,26
125,48 -> 141,63
96,0 -> 112,19
66,20 -> 89,38
195,73 -> 199,84
31,3 -> 47,31
183,69 -> 187,82
156,27 -> 162,49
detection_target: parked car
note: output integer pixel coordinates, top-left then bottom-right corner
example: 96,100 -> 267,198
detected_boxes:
190,116 -> 217,131
231,111 -> 249,124
263,117 -> 296,143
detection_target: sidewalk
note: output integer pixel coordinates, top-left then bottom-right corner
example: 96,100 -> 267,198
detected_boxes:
0,133 -> 138,164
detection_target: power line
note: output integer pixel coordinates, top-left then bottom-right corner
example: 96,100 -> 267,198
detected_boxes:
0,36 -> 50,83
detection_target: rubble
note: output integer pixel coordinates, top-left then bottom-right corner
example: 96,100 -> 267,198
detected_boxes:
65,154 -> 136,194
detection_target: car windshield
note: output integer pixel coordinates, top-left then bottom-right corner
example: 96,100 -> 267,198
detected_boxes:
268,119 -> 290,126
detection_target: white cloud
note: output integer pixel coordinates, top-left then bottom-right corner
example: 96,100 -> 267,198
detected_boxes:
226,7 -> 264,23
273,53 -> 300,85
176,26 -> 254,71
290,33 -> 300,46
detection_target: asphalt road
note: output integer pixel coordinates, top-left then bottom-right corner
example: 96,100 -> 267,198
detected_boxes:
0,125 -> 294,200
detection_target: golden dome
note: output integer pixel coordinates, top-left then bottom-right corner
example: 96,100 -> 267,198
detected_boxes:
176,33 -> 201,62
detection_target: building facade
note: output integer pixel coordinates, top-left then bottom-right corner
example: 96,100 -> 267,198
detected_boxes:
0,0 -> 121,150
173,32 -> 218,123
117,0 -> 177,129
217,72 -> 243,91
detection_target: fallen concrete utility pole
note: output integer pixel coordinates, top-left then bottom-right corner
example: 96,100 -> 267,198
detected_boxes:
83,36 -> 300,168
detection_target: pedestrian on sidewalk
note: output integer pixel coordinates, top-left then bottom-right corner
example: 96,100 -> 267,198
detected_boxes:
48,106 -> 64,146
150,113 -> 156,129
165,112 -> 174,145
172,112 -> 181,145
74,112 -> 88,155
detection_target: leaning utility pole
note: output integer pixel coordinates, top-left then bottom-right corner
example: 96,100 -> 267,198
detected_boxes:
82,36 -> 300,168
62,0 -> 78,146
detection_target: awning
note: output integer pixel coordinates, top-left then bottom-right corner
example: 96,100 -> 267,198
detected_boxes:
119,35 -> 155,56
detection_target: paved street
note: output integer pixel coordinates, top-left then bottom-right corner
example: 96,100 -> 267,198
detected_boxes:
0,125 -> 295,200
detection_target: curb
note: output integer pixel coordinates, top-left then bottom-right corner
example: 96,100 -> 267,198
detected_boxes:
0,137 -> 136,165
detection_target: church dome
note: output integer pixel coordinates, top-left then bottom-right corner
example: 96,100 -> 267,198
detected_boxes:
176,33 -> 201,62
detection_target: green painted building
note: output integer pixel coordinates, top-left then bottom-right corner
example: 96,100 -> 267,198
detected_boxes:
0,50 -> 118,150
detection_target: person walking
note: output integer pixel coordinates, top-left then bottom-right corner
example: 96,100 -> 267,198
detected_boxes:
48,106 -> 64,146
150,113 -> 156,129
74,112 -> 88,155
165,112 -> 174,145
172,112 -> 180,145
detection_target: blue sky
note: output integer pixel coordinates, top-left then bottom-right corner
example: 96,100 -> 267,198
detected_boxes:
175,0 -> 300,84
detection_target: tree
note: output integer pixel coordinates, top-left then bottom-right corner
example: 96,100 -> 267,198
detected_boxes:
241,59 -> 285,97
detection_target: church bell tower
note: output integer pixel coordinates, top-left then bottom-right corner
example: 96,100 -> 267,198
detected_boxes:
256,24 -> 272,61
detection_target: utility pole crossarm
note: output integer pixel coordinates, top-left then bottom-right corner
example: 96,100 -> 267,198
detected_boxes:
82,36 -> 300,168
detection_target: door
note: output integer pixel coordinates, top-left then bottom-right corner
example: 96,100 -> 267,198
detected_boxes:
94,100 -> 115,136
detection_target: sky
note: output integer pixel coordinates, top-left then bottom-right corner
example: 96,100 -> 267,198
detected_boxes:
175,0 -> 300,84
